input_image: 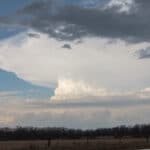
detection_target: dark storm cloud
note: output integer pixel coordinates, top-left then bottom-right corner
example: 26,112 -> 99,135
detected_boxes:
62,44 -> 72,49
27,33 -> 40,38
137,47 -> 150,59
1,0 -> 150,42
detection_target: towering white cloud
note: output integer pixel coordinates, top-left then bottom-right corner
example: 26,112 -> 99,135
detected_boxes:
51,78 -> 108,101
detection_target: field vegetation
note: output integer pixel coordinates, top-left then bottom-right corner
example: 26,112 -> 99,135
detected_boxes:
0,124 -> 150,150
0,138 -> 150,150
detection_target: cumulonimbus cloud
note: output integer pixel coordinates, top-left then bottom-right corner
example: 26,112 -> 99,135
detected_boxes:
0,30 -> 150,90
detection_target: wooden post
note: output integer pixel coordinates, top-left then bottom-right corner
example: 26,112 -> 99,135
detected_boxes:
48,138 -> 51,147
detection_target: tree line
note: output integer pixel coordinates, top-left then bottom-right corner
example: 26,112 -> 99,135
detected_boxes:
0,124 -> 150,140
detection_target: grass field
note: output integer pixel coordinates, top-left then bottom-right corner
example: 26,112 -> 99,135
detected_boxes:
0,138 -> 150,150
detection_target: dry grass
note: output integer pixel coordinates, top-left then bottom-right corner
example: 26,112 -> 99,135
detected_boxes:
0,138 -> 149,150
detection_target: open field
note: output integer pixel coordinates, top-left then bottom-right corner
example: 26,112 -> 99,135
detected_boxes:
0,138 -> 150,150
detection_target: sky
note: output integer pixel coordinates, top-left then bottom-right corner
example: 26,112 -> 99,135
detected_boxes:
1,0 -> 150,129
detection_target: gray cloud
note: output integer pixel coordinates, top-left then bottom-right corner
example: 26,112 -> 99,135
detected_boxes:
10,109 -> 112,129
137,47 -> 150,59
27,33 -> 40,38
1,0 -> 150,42
27,97 -> 150,109
3,96 -> 150,128
62,44 -> 72,49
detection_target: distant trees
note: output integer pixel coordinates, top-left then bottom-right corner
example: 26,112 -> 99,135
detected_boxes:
0,124 -> 150,141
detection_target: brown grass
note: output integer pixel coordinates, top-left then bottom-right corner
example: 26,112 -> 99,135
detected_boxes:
0,138 -> 149,150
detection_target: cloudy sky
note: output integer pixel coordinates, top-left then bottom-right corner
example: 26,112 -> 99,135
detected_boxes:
1,0 -> 150,129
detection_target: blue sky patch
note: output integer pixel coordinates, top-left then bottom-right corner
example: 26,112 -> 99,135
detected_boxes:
0,69 -> 53,99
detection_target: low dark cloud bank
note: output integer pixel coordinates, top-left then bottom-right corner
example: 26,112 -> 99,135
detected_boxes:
1,0 -> 150,42
27,97 -> 150,109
